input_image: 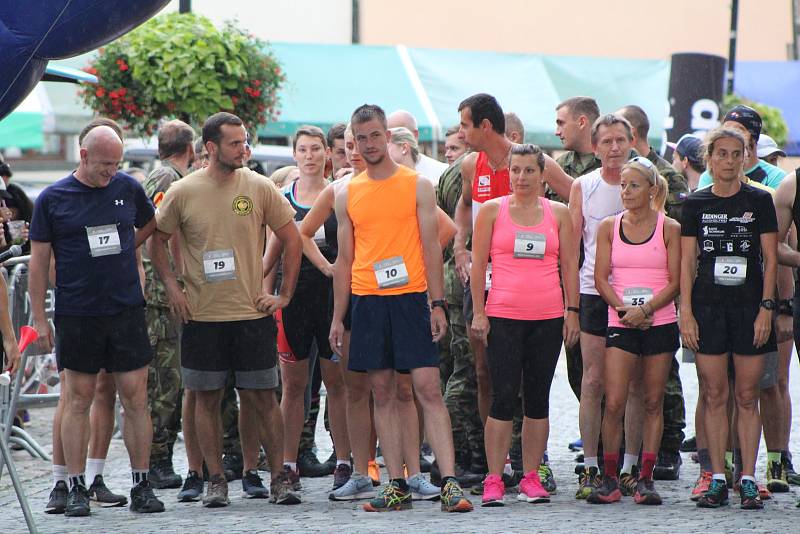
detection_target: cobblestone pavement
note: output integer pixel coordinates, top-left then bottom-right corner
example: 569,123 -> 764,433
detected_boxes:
3,350 -> 800,533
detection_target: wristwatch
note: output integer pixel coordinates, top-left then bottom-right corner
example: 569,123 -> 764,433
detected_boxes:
778,299 -> 793,316
431,299 -> 448,311
760,298 -> 776,311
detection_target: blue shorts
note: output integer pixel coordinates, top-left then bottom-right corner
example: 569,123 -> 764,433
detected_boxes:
348,292 -> 438,372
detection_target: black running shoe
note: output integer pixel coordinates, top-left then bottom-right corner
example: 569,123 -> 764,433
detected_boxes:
88,475 -> 128,507
680,436 -> 697,453
177,471 -> 203,502
297,449 -> 329,478
633,477 -> 662,505
45,480 -> 68,514
697,478 -> 729,508
64,485 -> 91,517
222,452 -> 243,482
653,449 -> 681,481
739,479 -> 764,510
783,454 -> 800,485
242,469 -> 269,499
130,480 -> 166,513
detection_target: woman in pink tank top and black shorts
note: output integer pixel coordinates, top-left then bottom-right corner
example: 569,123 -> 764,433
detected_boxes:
591,156 -> 681,506
470,144 -> 580,506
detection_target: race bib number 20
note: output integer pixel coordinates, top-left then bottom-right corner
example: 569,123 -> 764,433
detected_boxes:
714,256 -> 747,286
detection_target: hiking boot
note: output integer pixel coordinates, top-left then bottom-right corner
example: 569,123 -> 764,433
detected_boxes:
45,480 -> 68,514
64,484 -> 91,517
242,469 -> 269,498
419,454 -> 433,473
148,458 -> 182,489
481,474 -> 504,507
363,479 -> 412,512
633,477 -> 662,505
440,478 -> 473,512
329,472 -> 374,501
332,463 -> 352,490
297,449 -> 329,478
282,465 -> 302,491
680,436 -> 697,453
222,452 -> 243,482
88,475 -> 128,506
538,464 -> 557,494
739,479 -> 764,510
619,466 -> 639,497
783,454 -> 800,485
177,471 -> 203,502
202,475 -> 230,508
270,474 -> 301,505
697,478 -> 729,508
766,460 -> 790,493
587,476 -> 621,504
130,480 -> 165,513
322,451 -> 337,475
517,470 -> 549,503
653,449 -> 681,481
368,460 -> 381,487
407,473 -> 440,501
575,465 -> 601,499
690,471 -> 712,501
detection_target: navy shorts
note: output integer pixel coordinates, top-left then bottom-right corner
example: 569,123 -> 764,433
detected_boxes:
348,292 -> 438,372
55,306 -> 153,374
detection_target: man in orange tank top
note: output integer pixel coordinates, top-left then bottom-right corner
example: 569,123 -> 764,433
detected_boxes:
331,104 -> 473,513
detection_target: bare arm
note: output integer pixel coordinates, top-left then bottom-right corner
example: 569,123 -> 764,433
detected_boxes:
417,178 -> 447,342
593,217 -> 619,308
775,176 -> 800,267
271,220 -> 302,304
468,199 -> 498,345
679,236 -> 699,350
542,154 -> 574,200
28,240 -> 54,350
134,216 -> 157,249
149,228 -> 191,323
261,231 -> 283,294
299,184 -> 335,277
553,202 -> 580,346
568,178 -> 584,259
453,153 -> 477,283
329,188 -> 354,354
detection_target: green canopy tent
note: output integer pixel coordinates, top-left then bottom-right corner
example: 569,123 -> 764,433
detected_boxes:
0,90 -> 44,150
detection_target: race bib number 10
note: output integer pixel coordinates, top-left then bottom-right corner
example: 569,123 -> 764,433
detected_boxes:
374,256 -> 409,289
203,249 -> 236,282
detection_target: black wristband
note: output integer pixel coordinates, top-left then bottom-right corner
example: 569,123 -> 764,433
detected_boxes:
567,306 -> 580,313
431,299 -> 448,311
778,299 -> 793,316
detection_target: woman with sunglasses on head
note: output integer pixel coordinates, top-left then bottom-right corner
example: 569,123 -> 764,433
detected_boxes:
680,127 -> 778,510
588,156 -> 680,505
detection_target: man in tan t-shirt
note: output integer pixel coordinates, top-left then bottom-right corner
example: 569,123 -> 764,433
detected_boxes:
150,112 -> 303,507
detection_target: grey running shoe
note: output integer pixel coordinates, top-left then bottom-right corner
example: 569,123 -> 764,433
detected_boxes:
408,473 -> 440,501
282,465 -> 302,491
88,475 -> 128,507
45,481 -> 68,514
177,471 -> 203,502
130,480 -> 165,513
270,476 -> 301,505
329,472 -> 375,501
202,475 -> 230,508
64,485 -> 91,517
242,469 -> 270,499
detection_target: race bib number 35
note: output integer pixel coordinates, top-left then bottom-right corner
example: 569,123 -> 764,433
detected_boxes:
513,231 -> 546,259
374,256 -> 409,289
203,249 -> 236,282
623,287 -> 653,306
86,224 -> 121,257
714,256 -> 747,286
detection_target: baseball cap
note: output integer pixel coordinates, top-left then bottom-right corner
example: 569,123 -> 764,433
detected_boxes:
0,179 -> 12,200
723,105 -> 762,142
667,133 -> 704,166
756,134 -> 786,159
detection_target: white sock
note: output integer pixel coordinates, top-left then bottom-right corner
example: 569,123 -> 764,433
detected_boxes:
337,460 -> 349,467
621,453 -> 639,474
284,461 -> 297,472
85,457 -> 105,484
585,456 -> 599,469
712,473 -> 726,482
503,456 -> 513,475
53,464 -> 67,487
740,475 -> 756,483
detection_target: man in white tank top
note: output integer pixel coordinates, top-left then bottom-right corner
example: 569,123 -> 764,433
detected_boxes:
568,114 -> 634,498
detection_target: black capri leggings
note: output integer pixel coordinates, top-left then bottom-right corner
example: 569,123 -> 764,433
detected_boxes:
486,316 -> 563,421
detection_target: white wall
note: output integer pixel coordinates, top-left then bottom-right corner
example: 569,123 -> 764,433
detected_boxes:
164,0 -> 352,44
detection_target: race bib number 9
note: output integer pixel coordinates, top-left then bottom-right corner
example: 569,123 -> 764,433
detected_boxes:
203,249 -> 236,282
623,287 -> 653,306
374,256 -> 409,289
714,256 -> 747,286
513,231 -> 546,259
86,224 -> 121,257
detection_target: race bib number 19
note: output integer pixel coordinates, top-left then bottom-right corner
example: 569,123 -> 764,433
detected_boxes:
374,256 -> 409,289
203,249 -> 236,282
714,256 -> 747,286
86,224 -> 121,257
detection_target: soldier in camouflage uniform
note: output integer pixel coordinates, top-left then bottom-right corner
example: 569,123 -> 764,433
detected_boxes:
143,120 -> 195,489
618,105 -> 689,478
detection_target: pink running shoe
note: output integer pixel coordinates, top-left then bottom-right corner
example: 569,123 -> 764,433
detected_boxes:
481,474 -> 505,507
518,470 -> 550,503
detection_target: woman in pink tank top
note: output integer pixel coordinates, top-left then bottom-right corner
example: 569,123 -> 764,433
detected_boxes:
469,144 -> 580,505
592,156 -> 681,505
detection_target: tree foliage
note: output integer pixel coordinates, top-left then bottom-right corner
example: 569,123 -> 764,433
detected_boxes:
80,13 -> 285,137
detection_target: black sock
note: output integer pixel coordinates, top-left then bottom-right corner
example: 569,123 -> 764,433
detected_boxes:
69,474 -> 86,490
132,470 -> 148,485
391,478 -> 409,491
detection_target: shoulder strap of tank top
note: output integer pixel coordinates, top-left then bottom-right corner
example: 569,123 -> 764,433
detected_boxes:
497,194 -> 510,222
582,171 -> 602,205
612,211 -> 624,243
656,211 -> 666,247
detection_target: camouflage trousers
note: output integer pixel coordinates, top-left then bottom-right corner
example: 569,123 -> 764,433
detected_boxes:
660,354 -> 686,452
298,352 -> 331,457
146,306 -> 182,461
221,372 -> 242,456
